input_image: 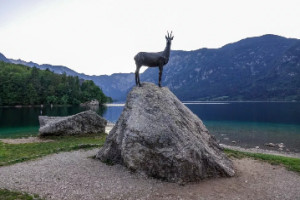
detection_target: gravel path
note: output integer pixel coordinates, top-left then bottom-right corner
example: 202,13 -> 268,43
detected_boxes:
0,149 -> 299,200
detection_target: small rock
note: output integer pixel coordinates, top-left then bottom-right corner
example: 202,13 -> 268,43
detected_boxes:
255,146 -> 259,149
218,144 -> 225,150
265,143 -> 276,147
80,99 -> 99,107
80,100 -> 100,111
232,141 -> 237,144
224,137 -> 229,141
278,148 -> 283,151
278,143 -> 285,148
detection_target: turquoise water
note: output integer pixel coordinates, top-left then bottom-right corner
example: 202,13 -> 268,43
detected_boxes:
205,121 -> 300,152
185,102 -> 300,152
0,102 -> 299,152
0,126 -> 39,138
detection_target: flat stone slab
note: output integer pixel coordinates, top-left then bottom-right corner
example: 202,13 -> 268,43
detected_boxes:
39,110 -> 107,137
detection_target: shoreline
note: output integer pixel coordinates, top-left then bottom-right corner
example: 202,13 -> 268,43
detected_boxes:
1,124 -> 299,159
1,123 -> 299,158
220,144 -> 300,159
105,124 -> 300,158
1,136 -> 299,159
105,101 -> 300,107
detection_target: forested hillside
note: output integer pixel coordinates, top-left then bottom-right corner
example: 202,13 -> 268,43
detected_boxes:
0,62 -> 111,106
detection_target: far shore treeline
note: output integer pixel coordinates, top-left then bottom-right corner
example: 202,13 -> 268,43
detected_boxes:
0,61 -> 112,106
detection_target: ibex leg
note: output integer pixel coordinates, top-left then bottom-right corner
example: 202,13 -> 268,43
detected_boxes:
135,65 -> 142,87
158,66 -> 163,87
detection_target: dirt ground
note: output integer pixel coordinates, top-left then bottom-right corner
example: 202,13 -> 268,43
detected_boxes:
0,137 -> 54,144
0,149 -> 299,200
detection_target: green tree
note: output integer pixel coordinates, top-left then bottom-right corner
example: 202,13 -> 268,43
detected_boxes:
60,95 -> 69,105
26,83 -> 38,105
46,96 -> 58,104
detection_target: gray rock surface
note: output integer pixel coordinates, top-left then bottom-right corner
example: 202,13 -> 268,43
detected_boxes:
39,110 -> 107,137
96,82 -> 235,183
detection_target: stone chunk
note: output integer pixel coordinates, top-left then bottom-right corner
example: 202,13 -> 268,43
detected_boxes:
80,99 -> 100,107
265,143 -> 276,147
80,100 -> 100,111
39,110 -> 107,137
96,82 -> 235,183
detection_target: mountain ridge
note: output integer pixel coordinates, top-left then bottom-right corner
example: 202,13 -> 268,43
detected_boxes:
140,34 -> 300,101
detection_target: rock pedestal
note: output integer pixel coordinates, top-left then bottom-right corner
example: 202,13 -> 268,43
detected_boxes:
39,110 -> 107,137
96,83 -> 235,183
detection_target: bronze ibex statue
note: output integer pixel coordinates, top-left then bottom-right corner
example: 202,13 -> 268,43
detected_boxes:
134,31 -> 174,87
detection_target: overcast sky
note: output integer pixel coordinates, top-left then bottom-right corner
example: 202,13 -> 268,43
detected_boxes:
0,0 -> 299,75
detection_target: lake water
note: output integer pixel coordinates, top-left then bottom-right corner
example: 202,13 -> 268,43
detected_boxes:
0,102 -> 299,152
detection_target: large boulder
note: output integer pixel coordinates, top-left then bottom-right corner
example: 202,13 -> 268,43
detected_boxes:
39,110 -> 107,137
96,82 -> 235,183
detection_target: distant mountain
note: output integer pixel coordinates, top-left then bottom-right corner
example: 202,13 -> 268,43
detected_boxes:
91,73 -> 134,101
1,34 -> 300,101
9,59 -> 81,77
140,34 -> 300,101
0,53 -> 9,63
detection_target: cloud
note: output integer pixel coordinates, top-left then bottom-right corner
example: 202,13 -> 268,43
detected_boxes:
0,0 -> 299,75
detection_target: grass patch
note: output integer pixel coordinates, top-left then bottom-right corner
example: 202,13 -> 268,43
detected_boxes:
0,188 -> 43,200
0,135 -> 106,166
224,148 -> 300,173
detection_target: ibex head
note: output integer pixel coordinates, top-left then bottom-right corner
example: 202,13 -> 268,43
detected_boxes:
165,31 -> 174,43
